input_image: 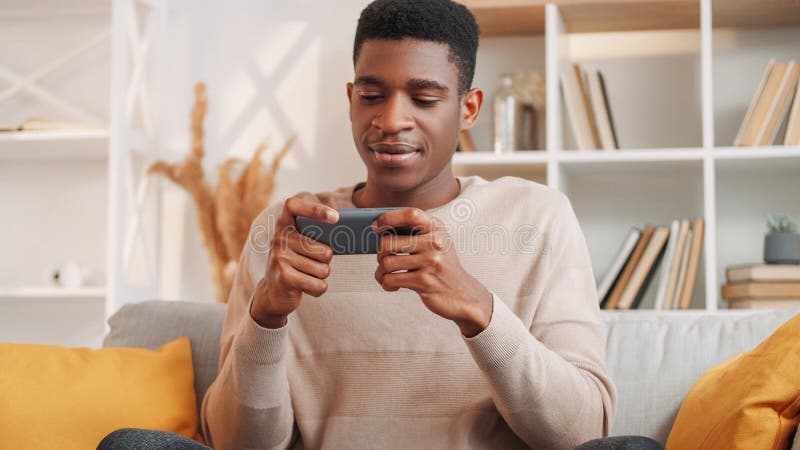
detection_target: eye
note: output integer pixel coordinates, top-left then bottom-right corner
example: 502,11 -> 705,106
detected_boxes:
413,98 -> 439,107
360,95 -> 383,103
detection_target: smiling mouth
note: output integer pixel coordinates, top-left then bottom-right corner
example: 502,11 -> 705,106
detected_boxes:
368,142 -> 421,154
367,143 -> 422,167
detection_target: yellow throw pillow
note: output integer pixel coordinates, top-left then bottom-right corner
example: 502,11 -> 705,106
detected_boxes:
667,313 -> 800,450
0,336 -> 199,450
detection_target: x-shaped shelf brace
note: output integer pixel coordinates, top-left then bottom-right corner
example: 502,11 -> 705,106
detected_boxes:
119,0 -> 161,286
0,28 -> 109,123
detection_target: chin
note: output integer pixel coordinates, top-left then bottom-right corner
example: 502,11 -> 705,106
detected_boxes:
368,169 -> 426,193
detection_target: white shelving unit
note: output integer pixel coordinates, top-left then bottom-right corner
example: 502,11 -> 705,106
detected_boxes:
0,2 -> 111,346
457,0 -> 800,311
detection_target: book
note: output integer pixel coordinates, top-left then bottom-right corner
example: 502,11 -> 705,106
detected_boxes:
574,64 -> 601,150
0,116 -> 104,132
677,218 -> 704,309
597,227 -> 641,306
458,130 -> 477,152
671,227 -> 694,309
726,264 -> 800,283
605,225 -> 654,309
735,59 -> 775,146
587,68 -> 618,151
654,219 -> 681,310
561,68 -> 595,150
722,282 -> 800,300
727,298 -> 800,310
663,219 -> 690,309
785,74 -> 800,145
754,60 -> 799,145
738,61 -> 788,146
618,226 -> 670,310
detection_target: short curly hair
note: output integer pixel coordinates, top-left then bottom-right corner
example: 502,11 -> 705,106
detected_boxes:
352,0 -> 480,97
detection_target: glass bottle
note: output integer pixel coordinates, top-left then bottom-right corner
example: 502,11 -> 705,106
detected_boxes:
493,73 -> 521,154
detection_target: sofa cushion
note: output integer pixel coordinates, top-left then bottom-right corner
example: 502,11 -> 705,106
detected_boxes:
665,310 -> 800,449
103,300 -> 226,426
0,337 -> 198,449
603,307 -> 800,443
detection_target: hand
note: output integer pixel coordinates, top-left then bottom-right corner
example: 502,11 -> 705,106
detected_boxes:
250,193 -> 338,329
372,208 -> 493,337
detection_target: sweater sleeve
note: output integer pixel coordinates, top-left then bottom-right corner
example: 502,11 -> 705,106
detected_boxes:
463,192 -> 618,450
200,202 -> 298,450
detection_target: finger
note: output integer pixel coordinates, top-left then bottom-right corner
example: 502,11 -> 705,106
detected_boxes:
372,207 -> 438,235
275,260 -> 329,297
277,192 -> 339,230
377,232 -> 452,260
375,253 -> 425,284
286,230 -> 334,263
280,247 -> 332,280
377,234 -> 422,259
379,270 -> 425,292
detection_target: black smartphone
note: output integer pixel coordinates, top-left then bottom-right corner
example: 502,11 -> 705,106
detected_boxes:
295,207 -> 417,255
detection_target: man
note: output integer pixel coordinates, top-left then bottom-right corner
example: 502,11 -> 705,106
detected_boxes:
99,1 -> 663,449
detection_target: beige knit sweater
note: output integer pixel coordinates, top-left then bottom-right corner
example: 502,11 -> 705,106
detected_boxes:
201,175 -> 617,450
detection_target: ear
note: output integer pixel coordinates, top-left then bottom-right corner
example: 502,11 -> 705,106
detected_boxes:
346,82 -> 354,105
459,88 -> 483,131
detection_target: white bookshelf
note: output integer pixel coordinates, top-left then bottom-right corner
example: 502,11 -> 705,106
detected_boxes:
457,0 -> 800,311
0,3 -> 110,346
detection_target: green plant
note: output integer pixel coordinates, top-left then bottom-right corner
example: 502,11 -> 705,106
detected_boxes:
766,214 -> 798,233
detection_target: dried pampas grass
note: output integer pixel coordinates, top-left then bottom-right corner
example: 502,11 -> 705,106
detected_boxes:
148,82 -> 293,303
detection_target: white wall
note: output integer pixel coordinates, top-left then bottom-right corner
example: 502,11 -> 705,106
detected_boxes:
154,0 -> 373,302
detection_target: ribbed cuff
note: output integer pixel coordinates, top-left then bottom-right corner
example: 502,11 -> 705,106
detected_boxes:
463,292 -> 529,370
232,293 -> 289,366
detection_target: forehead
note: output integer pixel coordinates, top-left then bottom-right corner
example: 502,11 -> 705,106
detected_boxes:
354,38 -> 458,87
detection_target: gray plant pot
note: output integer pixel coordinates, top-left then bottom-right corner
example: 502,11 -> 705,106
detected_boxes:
764,232 -> 800,264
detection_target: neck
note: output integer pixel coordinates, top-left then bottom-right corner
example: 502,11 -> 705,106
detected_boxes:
353,168 -> 461,210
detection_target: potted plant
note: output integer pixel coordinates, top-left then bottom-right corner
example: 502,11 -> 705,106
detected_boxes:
764,214 -> 800,264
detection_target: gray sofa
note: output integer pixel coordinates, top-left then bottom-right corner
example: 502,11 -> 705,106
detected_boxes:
103,301 -> 800,448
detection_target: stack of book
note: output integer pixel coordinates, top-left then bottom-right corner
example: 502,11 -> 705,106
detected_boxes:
734,59 -> 800,146
721,264 -> 800,309
560,63 -> 619,151
598,218 -> 705,310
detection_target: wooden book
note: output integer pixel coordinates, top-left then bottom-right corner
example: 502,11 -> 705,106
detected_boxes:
784,74 -> 800,145
722,282 -> 800,300
671,227 -> 694,309
662,219 -> 690,309
605,225 -> 654,309
734,59 -> 775,146
739,62 -> 788,146
727,298 -> 800,310
574,63 -> 601,150
755,60 -> 800,145
618,226 -> 670,310
654,219 -> 680,310
561,68 -> 595,150
597,227 -> 642,307
727,264 -> 800,283
587,69 -> 618,151
459,130 -> 477,152
678,218 -> 705,309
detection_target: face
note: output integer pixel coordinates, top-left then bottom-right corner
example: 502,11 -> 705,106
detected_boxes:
347,38 -> 482,193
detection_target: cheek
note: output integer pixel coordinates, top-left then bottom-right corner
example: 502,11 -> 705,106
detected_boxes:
424,106 -> 461,150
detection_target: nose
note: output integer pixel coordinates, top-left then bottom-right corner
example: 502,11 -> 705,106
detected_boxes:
371,94 -> 414,134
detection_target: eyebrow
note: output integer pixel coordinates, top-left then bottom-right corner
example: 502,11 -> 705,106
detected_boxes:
354,76 -> 450,93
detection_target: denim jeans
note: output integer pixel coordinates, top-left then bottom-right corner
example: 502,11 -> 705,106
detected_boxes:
97,428 -> 664,450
